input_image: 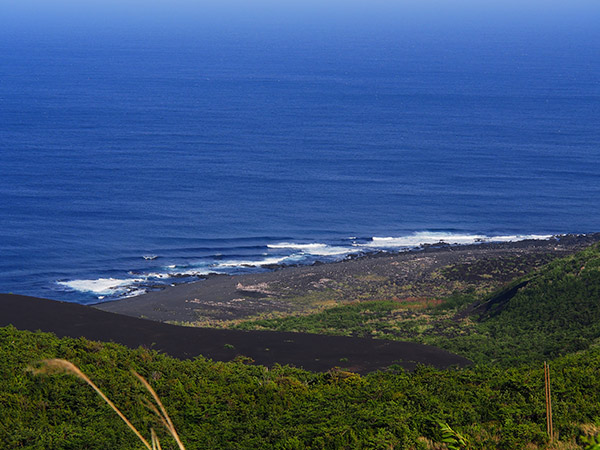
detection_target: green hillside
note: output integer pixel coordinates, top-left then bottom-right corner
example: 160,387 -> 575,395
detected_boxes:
451,242 -> 600,364
4,244 -> 600,448
2,325 -> 600,449
234,243 -> 600,366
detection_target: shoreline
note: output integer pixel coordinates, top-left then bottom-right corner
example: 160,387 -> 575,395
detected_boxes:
57,232 -> 566,304
94,233 -> 600,324
2,233 -> 599,373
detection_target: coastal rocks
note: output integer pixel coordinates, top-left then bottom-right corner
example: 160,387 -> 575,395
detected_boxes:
95,235 -> 600,326
236,282 -> 277,297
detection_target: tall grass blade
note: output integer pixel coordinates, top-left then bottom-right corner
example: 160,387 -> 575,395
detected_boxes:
133,370 -> 186,450
30,358 -> 186,450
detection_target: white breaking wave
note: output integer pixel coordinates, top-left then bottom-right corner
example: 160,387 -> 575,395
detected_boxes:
58,268 -> 217,299
122,289 -> 148,298
215,255 -> 294,268
57,277 -> 143,295
166,268 -> 216,276
354,232 -> 554,249
142,272 -> 175,279
481,234 -> 554,242
268,242 -> 352,256
58,232 -> 556,301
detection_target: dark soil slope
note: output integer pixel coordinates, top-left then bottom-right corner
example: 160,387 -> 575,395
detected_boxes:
0,294 -> 470,373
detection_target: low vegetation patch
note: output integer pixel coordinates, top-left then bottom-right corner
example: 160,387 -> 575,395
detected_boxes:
234,244 -> 600,366
3,325 -> 600,449
5,243 -> 600,448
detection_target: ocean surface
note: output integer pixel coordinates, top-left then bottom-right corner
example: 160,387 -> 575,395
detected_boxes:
1,23 -> 599,304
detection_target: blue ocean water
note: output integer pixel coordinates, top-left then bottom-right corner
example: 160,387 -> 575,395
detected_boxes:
1,24 -> 599,304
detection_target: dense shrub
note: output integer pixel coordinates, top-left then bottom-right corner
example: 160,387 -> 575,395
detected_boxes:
2,326 -> 600,449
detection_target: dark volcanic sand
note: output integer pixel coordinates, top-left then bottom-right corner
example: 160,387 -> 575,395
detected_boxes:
95,234 -> 600,324
0,294 -> 470,373
3,235 -> 599,373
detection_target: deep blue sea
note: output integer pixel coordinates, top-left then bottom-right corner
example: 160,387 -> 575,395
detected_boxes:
1,22 -> 599,304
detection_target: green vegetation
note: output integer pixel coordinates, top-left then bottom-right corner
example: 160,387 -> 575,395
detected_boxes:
234,244 -> 600,366
30,359 -> 186,450
437,422 -> 469,449
3,325 -> 600,449
186,251 -> 558,328
463,243 -> 600,364
4,244 -> 600,448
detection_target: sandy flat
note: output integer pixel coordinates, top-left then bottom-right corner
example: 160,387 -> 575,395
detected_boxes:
95,234 -> 600,324
0,293 -> 470,373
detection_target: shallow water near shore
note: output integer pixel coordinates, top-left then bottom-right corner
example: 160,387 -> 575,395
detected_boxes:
1,19 -> 600,303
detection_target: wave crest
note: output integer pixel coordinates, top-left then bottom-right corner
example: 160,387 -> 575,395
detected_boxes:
57,232 -> 555,302
355,232 -> 553,249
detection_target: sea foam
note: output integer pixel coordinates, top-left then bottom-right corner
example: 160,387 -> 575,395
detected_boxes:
355,232 -> 554,249
57,233 -> 557,302
57,277 -> 143,295
268,242 -> 352,256
214,255 -> 294,268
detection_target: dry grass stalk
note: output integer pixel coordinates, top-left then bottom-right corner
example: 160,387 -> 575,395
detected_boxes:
133,370 -> 185,450
30,358 -> 185,450
151,429 -> 162,450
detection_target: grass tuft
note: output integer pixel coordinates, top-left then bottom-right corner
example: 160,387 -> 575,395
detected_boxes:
29,358 -> 185,450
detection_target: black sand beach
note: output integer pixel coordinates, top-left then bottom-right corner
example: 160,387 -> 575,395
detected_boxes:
2,234 -> 599,373
0,293 -> 470,373
95,233 -> 600,324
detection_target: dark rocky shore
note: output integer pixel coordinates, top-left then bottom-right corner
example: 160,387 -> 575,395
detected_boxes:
2,234 -> 599,373
95,233 -> 600,324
